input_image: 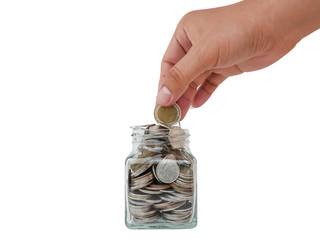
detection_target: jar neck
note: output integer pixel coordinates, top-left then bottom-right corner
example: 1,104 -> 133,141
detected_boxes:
131,125 -> 190,149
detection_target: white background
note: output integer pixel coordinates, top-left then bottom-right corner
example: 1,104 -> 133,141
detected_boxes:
1,0 -> 320,239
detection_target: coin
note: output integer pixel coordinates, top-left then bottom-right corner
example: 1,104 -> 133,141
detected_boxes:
154,201 -> 186,211
133,213 -> 161,223
160,192 -> 192,202
130,158 -> 153,178
156,154 -> 180,184
173,201 -> 193,213
154,104 -> 181,127
130,171 -> 154,190
169,126 -> 186,149
147,124 -> 167,134
130,124 -> 155,129
139,188 -> 162,195
162,201 -> 193,223
130,208 -> 157,218
129,191 -> 150,200
141,145 -> 163,153
146,184 -> 171,190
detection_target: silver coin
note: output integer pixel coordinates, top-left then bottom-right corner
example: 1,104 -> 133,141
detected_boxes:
130,155 -> 156,177
171,201 -> 193,213
169,126 -> 186,149
160,193 -> 192,202
170,181 -> 193,193
162,210 -> 193,222
171,191 -> 193,201
146,184 -> 171,190
131,180 -> 153,191
152,164 -> 162,183
156,154 -> 180,184
130,124 -> 155,129
141,145 -> 163,153
162,212 -> 192,223
130,171 -> 154,190
139,188 -> 162,195
133,213 -> 161,223
130,208 -> 157,218
160,189 -> 175,194
143,197 -> 163,204
159,194 -> 181,202
147,124 -> 167,134
154,201 -> 186,212
129,203 -> 151,211
128,191 -> 150,200
131,170 -> 153,183
175,178 -> 193,188
129,199 -> 150,206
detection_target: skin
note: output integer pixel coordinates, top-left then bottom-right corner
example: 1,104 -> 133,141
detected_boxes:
156,0 -> 320,120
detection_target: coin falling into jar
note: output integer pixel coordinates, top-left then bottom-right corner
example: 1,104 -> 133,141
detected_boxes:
154,103 -> 181,128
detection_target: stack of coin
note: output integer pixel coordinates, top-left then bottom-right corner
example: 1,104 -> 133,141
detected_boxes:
127,122 -> 195,224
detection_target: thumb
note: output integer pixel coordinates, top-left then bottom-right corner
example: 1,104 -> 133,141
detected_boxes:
156,46 -> 207,106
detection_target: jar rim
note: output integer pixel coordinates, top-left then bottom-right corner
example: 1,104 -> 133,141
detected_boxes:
130,124 -> 190,145
131,124 -> 189,135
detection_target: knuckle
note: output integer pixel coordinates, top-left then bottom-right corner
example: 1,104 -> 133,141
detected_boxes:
181,11 -> 194,22
168,66 -> 185,86
201,83 -> 216,96
188,82 -> 199,90
179,10 -> 199,28
206,78 -> 219,89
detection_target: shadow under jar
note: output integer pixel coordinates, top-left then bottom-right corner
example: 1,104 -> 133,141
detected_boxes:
125,125 -> 197,229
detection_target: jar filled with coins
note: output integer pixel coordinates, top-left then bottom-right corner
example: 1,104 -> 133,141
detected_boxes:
125,104 -> 197,229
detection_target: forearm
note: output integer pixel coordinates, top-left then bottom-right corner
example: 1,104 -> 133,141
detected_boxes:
245,0 -> 320,43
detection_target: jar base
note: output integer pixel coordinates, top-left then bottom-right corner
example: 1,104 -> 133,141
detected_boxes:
125,216 -> 197,229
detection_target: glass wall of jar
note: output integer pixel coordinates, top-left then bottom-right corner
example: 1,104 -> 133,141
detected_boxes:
125,124 -> 197,229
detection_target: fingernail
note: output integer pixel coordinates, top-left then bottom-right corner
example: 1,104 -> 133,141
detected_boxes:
156,86 -> 172,105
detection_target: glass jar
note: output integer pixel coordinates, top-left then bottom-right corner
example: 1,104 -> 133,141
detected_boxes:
125,124 -> 197,229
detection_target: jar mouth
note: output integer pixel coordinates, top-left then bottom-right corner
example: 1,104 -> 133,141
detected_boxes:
131,124 -> 190,144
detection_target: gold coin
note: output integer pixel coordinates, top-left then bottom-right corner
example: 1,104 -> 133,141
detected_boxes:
154,103 -> 181,127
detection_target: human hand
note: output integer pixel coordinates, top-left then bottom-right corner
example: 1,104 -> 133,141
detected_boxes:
156,0 -> 320,120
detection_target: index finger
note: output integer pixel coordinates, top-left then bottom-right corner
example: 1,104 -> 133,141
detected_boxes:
158,28 -> 192,90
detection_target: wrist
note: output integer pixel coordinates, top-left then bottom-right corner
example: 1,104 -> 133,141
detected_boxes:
248,0 -> 320,42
